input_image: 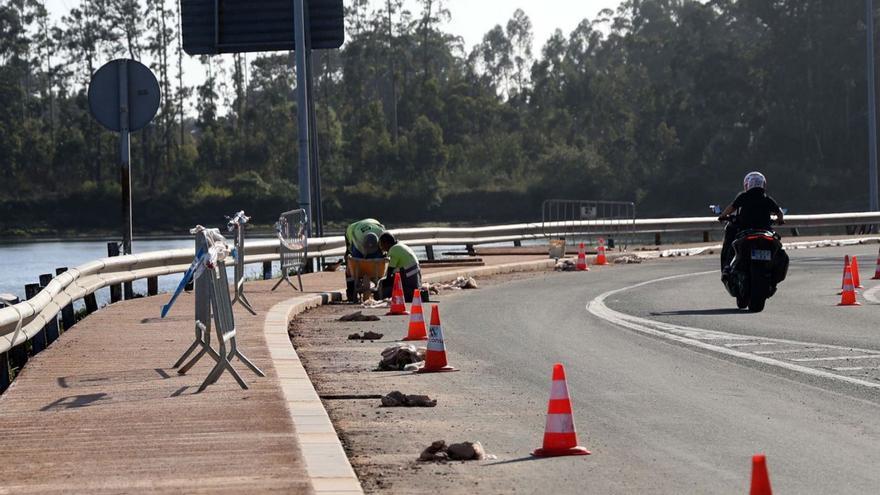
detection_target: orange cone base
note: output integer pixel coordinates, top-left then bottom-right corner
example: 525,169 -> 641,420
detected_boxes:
838,302 -> 861,306
386,310 -> 410,316
402,335 -> 427,341
415,365 -> 459,373
873,276 -> 880,280
576,266 -> 589,272
532,446 -> 591,457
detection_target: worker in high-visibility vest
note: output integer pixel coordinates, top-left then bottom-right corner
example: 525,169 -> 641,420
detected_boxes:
379,232 -> 421,302
345,218 -> 386,301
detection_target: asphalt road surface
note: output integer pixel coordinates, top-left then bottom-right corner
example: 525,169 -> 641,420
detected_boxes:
390,244 -> 880,493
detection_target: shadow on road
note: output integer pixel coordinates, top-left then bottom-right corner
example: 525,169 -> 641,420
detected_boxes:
484,455 -> 550,466
650,308 -> 744,316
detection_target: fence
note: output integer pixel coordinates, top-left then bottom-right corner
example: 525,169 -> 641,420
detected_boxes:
2,210 -> 880,393
542,199 -> 636,249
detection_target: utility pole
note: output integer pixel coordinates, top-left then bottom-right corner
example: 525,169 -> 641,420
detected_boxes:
867,0 -> 879,211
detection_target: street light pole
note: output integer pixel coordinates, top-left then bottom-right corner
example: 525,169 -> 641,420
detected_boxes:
867,0 -> 879,211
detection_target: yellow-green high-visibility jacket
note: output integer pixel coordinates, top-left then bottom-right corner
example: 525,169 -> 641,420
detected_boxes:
345,218 -> 385,253
387,243 -> 419,274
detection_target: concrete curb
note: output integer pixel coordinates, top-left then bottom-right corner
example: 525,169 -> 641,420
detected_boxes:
262,256 -> 556,494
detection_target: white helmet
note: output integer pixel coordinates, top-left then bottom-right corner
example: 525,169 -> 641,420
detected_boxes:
743,171 -> 766,191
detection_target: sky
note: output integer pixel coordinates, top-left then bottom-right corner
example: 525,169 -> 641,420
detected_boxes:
43,0 -> 625,112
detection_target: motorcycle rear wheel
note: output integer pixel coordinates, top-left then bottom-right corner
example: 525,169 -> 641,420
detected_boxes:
749,297 -> 766,312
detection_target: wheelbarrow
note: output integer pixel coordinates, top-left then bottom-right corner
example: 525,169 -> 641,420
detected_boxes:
347,256 -> 389,303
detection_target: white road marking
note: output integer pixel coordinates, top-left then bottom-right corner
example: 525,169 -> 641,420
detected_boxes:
587,271 -> 880,390
864,284 -> 880,304
790,355 -> 880,363
753,348 -> 825,355
831,366 -> 880,372
725,342 -> 777,348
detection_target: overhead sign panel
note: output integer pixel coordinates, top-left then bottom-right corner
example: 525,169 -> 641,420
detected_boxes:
181,0 -> 345,55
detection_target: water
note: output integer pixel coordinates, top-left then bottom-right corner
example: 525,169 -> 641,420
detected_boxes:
0,238 -> 267,309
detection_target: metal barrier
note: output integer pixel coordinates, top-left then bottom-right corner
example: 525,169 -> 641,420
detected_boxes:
542,199 -> 636,249
173,231 -> 214,372
272,209 -> 308,292
197,262 -> 264,391
172,230 -> 263,391
2,209 -> 880,389
228,211 -> 256,315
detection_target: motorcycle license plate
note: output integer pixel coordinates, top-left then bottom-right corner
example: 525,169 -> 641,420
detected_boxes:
751,249 -> 772,261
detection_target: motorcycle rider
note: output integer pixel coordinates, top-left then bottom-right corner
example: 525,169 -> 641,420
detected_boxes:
717,172 -> 785,276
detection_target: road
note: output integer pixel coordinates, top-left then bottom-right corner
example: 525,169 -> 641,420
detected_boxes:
314,244 -> 880,493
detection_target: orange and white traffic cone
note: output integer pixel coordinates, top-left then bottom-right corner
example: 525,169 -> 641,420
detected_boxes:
595,238 -> 607,266
838,255 -> 851,295
532,363 -> 590,457
872,247 -> 880,280
386,272 -> 409,316
852,256 -> 864,289
749,454 -> 773,495
839,261 -> 860,306
576,243 -> 589,271
402,289 -> 427,341
415,305 -> 458,373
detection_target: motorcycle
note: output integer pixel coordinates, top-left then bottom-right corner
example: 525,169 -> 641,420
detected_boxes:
711,205 -> 789,312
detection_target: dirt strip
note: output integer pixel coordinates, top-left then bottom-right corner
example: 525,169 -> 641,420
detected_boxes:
289,270 -> 555,494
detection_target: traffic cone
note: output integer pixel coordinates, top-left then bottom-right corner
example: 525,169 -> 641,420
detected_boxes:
749,454 -> 773,495
852,256 -> 864,289
872,247 -> 880,280
839,261 -> 860,306
838,255 -> 851,295
386,272 -> 409,316
532,363 -> 590,457
415,305 -> 458,373
576,243 -> 589,271
595,238 -> 607,266
402,289 -> 427,341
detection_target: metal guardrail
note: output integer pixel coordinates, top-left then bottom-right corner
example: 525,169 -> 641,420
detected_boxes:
2,211 -> 880,355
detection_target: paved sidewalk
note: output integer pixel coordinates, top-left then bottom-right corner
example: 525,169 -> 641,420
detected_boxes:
0,254 -> 548,494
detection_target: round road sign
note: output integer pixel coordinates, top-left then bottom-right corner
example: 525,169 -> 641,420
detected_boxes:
88,59 -> 160,132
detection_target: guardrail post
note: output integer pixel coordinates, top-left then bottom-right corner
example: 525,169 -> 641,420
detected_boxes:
263,261 -> 273,280
2,295 -> 20,392
425,245 -> 435,261
790,228 -> 800,237
147,276 -> 158,296
84,293 -> 98,314
513,240 -> 522,247
654,233 -> 662,246
56,268 -> 76,331
702,231 -> 710,242
38,274 -> 60,346
0,352 -> 9,394
107,242 -> 122,303
25,283 -> 46,354
466,244 -> 475,256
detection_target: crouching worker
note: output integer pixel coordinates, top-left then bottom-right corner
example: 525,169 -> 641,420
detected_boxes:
345,218 -> 386,302
379,232 -> 421,302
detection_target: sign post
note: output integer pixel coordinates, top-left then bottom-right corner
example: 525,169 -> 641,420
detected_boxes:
88,59 -> 160,298
293,0 -> 312,236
